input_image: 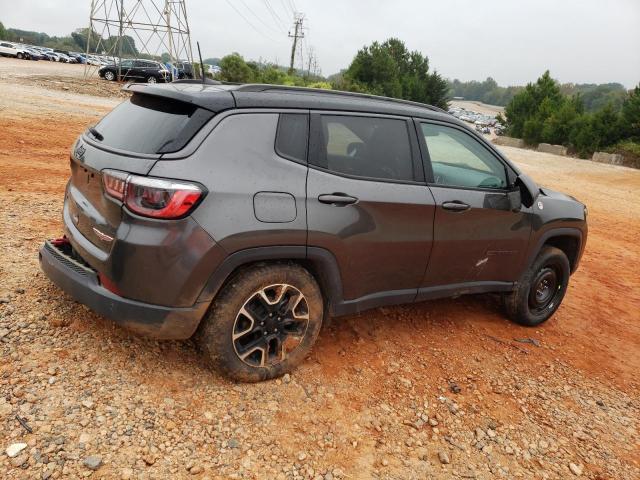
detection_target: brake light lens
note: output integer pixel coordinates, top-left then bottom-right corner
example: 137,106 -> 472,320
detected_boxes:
102,170 -> 204,219
102,170 -> 128,200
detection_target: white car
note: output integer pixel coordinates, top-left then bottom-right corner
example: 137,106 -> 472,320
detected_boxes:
86,55 -> 102,66
0,42 -> 29,59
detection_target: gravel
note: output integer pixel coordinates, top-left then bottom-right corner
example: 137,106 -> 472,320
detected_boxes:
5,443 -> 27,458
1,59 -> 639,479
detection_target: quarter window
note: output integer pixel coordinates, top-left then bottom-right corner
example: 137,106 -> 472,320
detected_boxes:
275,114 -> 308,162
421,123 -> 507,189
313,115 -> 415,182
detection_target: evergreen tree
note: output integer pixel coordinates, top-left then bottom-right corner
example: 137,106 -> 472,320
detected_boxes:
218,53 -> 255,83
342,38 -> 449,109
619,84 -> 640,141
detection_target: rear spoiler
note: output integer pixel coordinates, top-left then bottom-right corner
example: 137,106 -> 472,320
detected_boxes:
122,83 -> 236,113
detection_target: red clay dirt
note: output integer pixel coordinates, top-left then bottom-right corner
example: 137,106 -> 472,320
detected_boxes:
0,62 -> 638,479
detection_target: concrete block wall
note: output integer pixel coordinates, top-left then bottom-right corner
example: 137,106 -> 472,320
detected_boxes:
592,152 -> 624,165
537,143 -> 568,156
492,137 -> 525,148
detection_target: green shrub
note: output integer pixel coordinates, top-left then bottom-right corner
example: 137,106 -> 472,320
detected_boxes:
504,71 -> 639,161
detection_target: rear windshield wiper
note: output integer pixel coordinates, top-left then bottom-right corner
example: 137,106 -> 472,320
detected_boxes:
88,127 -> 104,141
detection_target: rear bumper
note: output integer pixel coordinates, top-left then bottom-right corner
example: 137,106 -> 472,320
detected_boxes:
39,241 -> 209,340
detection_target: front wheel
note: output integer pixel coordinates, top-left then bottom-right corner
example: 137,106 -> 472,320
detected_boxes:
146,75 -> 157,83
197,264 -> 324,382
17,53 -> 23,59
503,246 -> 570,326
104,70 -> 116,81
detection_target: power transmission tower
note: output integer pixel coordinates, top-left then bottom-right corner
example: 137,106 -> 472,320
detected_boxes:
288,13 -> 304,75
85,0 -> 194,81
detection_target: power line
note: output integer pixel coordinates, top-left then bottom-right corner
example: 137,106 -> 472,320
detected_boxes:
223,0 -> 279,42
263,0 -> 288,32
238,0 -> 283,35
279,0 -> 294,16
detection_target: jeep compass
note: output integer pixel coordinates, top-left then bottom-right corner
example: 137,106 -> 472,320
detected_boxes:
39,83 -> 588,382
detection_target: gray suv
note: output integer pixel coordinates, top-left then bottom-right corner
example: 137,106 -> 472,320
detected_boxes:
39,83 -> 588,382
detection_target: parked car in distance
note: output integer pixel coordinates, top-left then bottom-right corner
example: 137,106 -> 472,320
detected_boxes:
98,59 -> 169,83
175,61 -> 194,79
81,54 -> 100,66
41,51 -> 60,62
0,42 -> 29,59
40,84 -> 588,382
25,48 -> 44,60
69,52 -> 86,64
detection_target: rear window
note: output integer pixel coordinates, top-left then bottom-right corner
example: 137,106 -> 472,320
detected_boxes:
92,93 -> 213,154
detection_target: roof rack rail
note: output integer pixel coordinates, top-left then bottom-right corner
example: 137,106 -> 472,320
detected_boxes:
234,84 -> 446,114
172,78 -> 222,85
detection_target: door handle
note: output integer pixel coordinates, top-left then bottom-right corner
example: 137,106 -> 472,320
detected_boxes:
318,193 -> 358,206
442,201 -> 471,212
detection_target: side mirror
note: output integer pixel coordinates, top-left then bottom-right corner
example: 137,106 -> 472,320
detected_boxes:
507,187 -> 522,212
514,173 -> 538,208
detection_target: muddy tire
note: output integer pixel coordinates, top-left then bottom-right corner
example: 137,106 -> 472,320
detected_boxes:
504,246 -> 570,327
197,263 -> 323,382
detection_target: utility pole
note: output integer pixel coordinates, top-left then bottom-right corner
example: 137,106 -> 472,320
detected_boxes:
85,0 -> 194,80
117,0 -> 123,81
288,13 -> 304,75
306,45 -> 315,79
165,0 -> 174,81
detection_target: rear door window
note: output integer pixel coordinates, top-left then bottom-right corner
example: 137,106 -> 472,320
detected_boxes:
311,115 -> 415,182
91,93 -> 213,154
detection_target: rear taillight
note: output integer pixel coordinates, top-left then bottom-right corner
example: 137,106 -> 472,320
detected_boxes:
102,170 -> 128,200
102,170 -> 204,219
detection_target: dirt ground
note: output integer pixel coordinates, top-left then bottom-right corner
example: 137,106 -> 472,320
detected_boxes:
0,58 -> 639,480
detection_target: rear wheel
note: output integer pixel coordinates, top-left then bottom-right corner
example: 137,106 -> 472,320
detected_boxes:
504,246 -> 570,326
17,53 -> 23,60
146,75 -> 157,83
197,264 -> 323,382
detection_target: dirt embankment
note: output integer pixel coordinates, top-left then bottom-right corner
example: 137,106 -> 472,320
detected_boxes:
1,60 -> 639,479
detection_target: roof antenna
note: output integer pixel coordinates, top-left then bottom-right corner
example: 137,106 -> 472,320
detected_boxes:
197,41 -> 205,85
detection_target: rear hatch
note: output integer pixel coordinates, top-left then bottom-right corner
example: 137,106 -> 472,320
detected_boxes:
67,92 -> 216,254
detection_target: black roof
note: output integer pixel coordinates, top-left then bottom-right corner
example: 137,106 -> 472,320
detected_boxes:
124,82 -> 454,123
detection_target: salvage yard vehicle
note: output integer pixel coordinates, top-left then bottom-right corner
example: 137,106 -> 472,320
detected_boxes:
98,59 -> 169,83
0,42 -> 29,59
39,84 -> 588,382
41,51 -> 60,62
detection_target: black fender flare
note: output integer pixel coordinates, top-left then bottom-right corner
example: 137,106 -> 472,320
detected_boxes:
525,227 -> 584,274
195,245 -> 344,310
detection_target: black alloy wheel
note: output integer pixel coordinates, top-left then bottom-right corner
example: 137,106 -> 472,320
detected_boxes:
232,284 -> 310,368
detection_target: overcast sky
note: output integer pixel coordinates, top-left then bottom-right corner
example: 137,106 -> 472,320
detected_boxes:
2,0 -> 639,87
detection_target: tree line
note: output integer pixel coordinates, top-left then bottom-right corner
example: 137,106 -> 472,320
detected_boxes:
449,76 -> 629,112
216,38 -> 449,110
502,71 -> 640,161
3,20 -> 638,165
0,23 -> 138,56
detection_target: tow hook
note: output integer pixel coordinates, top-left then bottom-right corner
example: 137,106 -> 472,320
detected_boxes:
51,236 -> 70,247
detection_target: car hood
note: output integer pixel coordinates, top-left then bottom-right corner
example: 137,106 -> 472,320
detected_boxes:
539,186 -> 582,205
